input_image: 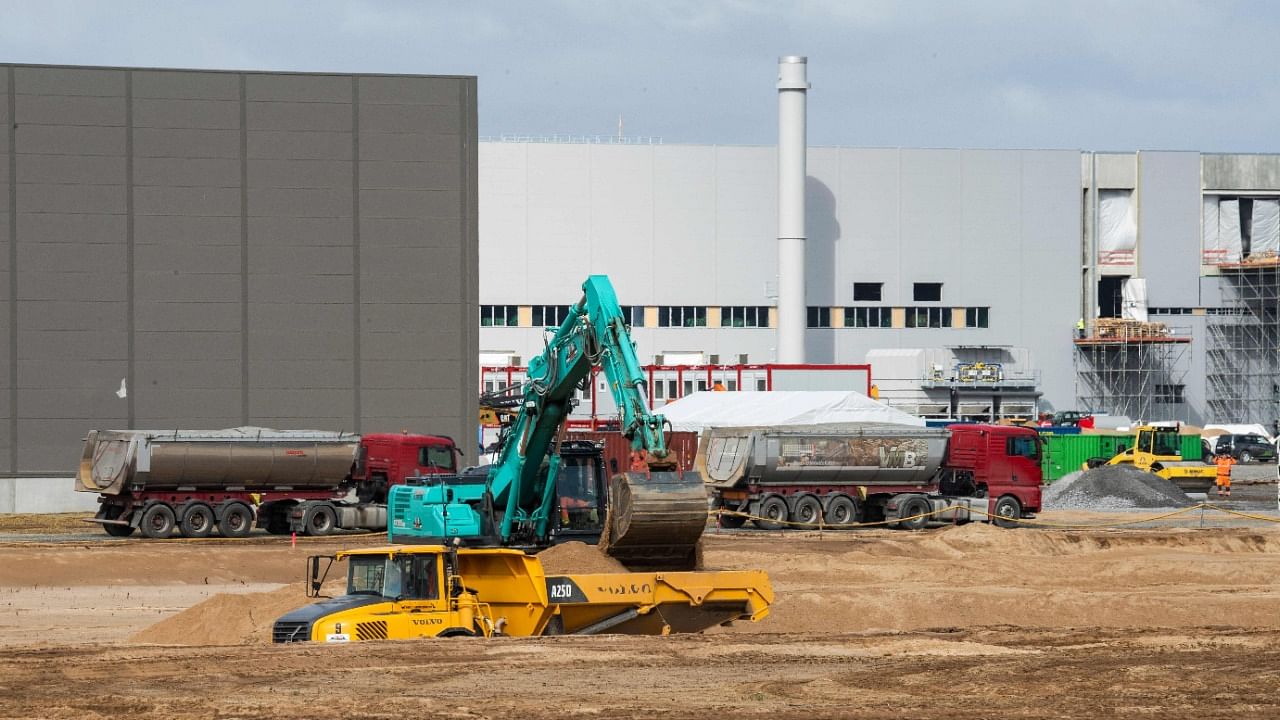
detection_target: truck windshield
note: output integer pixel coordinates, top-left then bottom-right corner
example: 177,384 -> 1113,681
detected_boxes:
348,553 -> 440,599
419,445 -> 456,472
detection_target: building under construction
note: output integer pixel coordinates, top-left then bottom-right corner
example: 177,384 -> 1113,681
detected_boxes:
1206,258 -> 1280,425
1073,319 -> 1192,423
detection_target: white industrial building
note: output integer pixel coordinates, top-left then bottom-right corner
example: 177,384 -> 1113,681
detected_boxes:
477,141 -> 1279,432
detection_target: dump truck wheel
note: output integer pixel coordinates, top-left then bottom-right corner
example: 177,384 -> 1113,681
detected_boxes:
792,495 -> 823,529
139,503 -> 176,539
753,495 -> 788,530
179,503 -> 215,538
103,521 -> 135,537
993,496 -> 1022,529
824,495 -> 859,527
99,505 -> 136,537
303,504 -> 336,536
897,496 -> 931,531
219,503 -> 254,538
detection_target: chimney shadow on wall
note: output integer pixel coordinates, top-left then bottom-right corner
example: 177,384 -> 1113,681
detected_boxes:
804,175 -> 841,363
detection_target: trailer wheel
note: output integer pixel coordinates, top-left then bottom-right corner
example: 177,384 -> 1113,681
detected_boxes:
218,503 -> 254,538
823,495 -> 859,527
139,503 -> 176,539
792,495 -> 823,529
992,496 -> 1022,529
303,504 -> 337,536
179,503 -> 216,538
896,496 -> 931,531
753,495 -> 788,530
717,511 -> 747,529
99,505 -> 136,537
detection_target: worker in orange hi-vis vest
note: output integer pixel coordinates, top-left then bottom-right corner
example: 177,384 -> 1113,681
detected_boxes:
1213,451 -> 1236,498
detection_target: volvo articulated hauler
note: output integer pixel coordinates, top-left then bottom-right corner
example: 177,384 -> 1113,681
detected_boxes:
703,422 -> 1043,530
77,427 -> 460,539
272,544 -> 773,642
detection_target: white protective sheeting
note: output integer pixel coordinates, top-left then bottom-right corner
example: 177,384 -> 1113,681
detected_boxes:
1217,198 -> 1243,263
1098,189 -> 1137,267
1202,196 -> 1222,264
657,390 -> 925,433
1203,424 -> 1275,444
1250,198 -> 1280,256
1121,278 -> 1148,322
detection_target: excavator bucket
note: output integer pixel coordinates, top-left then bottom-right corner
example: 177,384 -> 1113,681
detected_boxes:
603,470 -> 708,570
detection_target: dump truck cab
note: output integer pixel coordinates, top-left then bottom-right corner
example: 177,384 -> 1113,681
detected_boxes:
273,545 -> 773,643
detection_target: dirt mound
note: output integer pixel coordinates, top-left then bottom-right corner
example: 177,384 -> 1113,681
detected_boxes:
129,584 -> 307,646
1044,466 -> 1192,510
537,542 -> 629,574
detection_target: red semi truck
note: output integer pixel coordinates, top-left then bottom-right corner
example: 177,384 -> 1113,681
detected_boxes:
76,428 -> 460,539
703,422 -> 1042,529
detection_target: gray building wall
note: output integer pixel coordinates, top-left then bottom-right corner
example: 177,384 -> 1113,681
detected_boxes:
2,64 -> 478,475
479,143 -> 1081,412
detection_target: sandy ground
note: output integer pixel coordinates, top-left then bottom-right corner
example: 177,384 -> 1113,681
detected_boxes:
2,497 -> 1280,718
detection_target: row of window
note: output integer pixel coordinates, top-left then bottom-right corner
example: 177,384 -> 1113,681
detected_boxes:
483,305 -> 990,329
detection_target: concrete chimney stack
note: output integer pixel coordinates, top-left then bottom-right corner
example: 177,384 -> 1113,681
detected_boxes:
776,56 -> 808,363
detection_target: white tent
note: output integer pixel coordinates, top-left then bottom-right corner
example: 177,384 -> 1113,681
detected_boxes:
657,391 -> 924,433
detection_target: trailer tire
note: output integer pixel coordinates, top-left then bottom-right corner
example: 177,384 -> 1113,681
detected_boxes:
992,496 -> 1022,529
218,503 -> 254,538
303,504 -> 337,536
179,503 -> 216,538
753,495 -> 788,530
99,505 -> 136,537
896,496 -> 931,531
717,511 -> 747,529
823,495 -> 859,527
792,495 -> 823,529
139,503 -> 176,539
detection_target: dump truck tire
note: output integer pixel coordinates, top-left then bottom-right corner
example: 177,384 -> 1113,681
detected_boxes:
179,503 -> 215,538
302,504 -> 336,536
791,495 -> 823,529
219,503 -> 254,538
993,495 -> 1022,529
753,495 -> 788,530
896,496 -> 931,531
824,495 -> 859,527
139,503 -> 176,539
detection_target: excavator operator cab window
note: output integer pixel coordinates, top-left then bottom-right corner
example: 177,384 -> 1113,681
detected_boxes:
556,457 -> 602,531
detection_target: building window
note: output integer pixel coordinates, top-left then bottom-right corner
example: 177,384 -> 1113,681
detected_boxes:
620,305 -> 645,328
530,305 -> 571,327
965,307 -> 989,328
852,283 -> 883,302
844,307 -> 891,328
807,306 -> 831,328
905,307 -> 951,328
657,306 -> 707,327
480,305 -> 518,327
721,305 -> 769,328
1155,384 -> 1185,404
913,282 -> 943,302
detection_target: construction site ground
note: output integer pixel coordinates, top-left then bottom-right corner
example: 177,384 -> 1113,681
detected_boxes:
2,472 -> 1279,718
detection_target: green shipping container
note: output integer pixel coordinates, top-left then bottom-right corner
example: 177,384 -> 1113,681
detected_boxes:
1039,433 -> 1205,482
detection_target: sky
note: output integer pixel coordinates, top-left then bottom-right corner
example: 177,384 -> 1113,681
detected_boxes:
2,0 -> 1278,152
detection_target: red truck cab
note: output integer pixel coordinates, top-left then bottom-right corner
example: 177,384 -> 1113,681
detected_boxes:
944,424 -> 1043,513
353,432 -> 459,503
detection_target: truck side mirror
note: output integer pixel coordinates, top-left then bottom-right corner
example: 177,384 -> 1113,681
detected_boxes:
308,555 -> 335,598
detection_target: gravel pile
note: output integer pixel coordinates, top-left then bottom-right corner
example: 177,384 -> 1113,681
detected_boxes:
1043,465 -> 1194,510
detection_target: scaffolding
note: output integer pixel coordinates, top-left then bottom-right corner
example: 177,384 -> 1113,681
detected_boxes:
1206,257 -> 1280,425
1073,321 -> 1192,422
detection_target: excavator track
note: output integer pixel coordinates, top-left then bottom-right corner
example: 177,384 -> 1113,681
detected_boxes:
603,470 -> 708,571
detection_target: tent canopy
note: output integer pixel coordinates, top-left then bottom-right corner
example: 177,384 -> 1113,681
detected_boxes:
656,391 -> 924,433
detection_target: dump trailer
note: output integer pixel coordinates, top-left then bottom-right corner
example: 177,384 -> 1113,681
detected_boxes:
1083,425 -> 1216,494
273,545 -> 772,642
704,422 -> 1043,530
77,427 -> 459,539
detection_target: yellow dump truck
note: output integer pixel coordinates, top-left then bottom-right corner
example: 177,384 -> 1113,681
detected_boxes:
273,545 -> 772,642
1084,425 -> 1216,494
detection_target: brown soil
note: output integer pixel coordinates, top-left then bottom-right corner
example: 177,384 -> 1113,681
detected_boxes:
537,540 -> 630,574
4,522 -> 1280,717
0,512 -> 94,533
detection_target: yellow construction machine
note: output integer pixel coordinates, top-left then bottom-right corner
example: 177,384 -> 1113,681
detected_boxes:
1083,425 -> 1216,494
273,544 -> 773,642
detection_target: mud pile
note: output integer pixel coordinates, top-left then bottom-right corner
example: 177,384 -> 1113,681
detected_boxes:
1043,466 -> 1193,510
130,585 -> 308,646
538,541 -> 629,574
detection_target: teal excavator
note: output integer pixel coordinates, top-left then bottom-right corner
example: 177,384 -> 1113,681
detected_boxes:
387,276 -> 707,569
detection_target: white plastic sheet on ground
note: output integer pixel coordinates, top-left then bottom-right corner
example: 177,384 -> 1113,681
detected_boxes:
1098,189 -> 1137,266
656,390 -> 925,433
1250,198 -> 1280,256
1217,198 -> 1243,263
1121,278 -> 1148,322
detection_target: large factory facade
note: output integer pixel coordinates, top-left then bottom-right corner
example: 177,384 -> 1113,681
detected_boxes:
1,64 -> 478,475
478,142 -> 1279,432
